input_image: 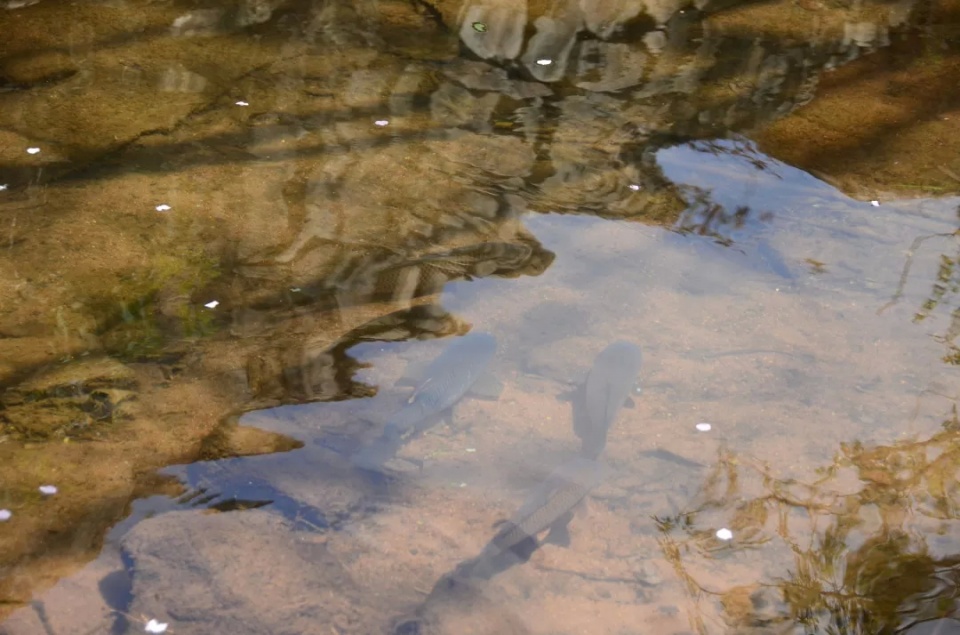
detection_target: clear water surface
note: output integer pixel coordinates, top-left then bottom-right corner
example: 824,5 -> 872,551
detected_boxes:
1,1 -> 959,634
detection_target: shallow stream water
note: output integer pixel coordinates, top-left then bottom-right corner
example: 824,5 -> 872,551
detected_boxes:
1,1 -> 960,634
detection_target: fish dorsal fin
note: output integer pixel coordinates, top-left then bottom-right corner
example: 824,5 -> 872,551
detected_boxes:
407,376 -> 434,403
395,359 -> 432,387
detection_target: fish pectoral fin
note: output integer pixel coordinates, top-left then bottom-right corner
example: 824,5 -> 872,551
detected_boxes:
443,407 -> 456,425
544,516 -> 573,548
427,408 -> 464,437
468,372 -> 504,400
395,359 -> 432,387
406,376 -> 435,404
490,517 -> 509,530
555,383 -> 583,403
378,454 -> 424,474
573,497 -> 594,519
357,412 -> 389,428
397,455 -> 425,472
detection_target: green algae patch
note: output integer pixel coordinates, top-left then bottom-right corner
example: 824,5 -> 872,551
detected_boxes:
1,357 -> 138,442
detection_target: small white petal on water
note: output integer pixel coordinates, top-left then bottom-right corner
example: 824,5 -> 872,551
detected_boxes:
870,200 -> 880,207
290,287 -> 301,292
465,448 -> 476,453
235,100 -> 249,106
0,184 -> 8,191
374,119 -> 389,127
145,619 -> 169,633
26,147 -> 40,155
535,58 -> 552,66
716,528 -> 733,541
628,184 -> 641,191
204,300 -> 219,309
155,204 -> 171,212
695,422 -> 712,432
0,509 -> 11,521
39,485 -> 57,495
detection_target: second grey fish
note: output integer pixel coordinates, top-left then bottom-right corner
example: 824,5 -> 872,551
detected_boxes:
575,340 -> 643,459
351,332 -> 498,471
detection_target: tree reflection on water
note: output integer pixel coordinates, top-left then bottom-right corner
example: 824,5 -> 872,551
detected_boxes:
879,204 -> 960,367
655,406 -> 960,635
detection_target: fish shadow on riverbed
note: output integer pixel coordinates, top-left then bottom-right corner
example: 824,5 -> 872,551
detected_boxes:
387,458 -> 613,634
392,572 -> 533,635
157,436 -> 415,538
388,341 -> 642,634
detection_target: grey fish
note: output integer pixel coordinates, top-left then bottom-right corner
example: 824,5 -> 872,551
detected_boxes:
351,332 -> 498,471
575,340 -> 643,459
452,456 -> 612,580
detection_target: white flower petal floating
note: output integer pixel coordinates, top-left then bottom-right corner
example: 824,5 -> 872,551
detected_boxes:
236,100 -> 249,106
26,147 -> 40,155
145,619 -> 169,633
628,184 -> 641,191
695,422 -> 712,432
0,509 -> 12,522
716,528 -> 733,541
155,204 -> 171,212
39,485 -> 57,495
204,300 -> 219,309
536,58 -> 552,66
870,200 -> 880,207
0,184 -> 8,191
374,119 -> 389,127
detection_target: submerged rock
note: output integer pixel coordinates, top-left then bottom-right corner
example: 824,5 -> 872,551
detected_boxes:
120,510 -> 378,635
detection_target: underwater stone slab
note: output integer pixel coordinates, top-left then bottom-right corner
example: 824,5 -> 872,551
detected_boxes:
120,509 -> 379,635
